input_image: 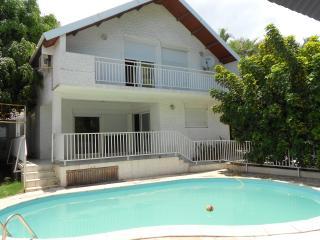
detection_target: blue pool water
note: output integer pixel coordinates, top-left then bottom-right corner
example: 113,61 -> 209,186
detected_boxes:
1,178 -> 320,238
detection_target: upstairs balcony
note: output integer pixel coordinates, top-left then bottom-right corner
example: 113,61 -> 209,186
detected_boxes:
57,53 -> 221,93
95,57 -> 219,91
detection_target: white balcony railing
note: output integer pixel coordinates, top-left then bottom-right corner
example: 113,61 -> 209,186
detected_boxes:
95,57 -> 220,91
52,131 -> 251,164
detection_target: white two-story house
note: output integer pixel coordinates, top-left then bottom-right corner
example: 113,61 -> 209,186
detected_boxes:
27,0 -> 242,189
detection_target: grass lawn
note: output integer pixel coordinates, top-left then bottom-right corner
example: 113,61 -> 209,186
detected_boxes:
0,181 -> 23,199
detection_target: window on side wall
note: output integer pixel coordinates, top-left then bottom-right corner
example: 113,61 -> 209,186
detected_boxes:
185,107 -> 208,128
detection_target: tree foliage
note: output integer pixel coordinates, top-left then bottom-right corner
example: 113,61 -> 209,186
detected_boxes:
0,0 -> 59,110
219,28 -> 232,42
218,28 -> 259,58
229,38 -> 259,58
211,24 -> 320,168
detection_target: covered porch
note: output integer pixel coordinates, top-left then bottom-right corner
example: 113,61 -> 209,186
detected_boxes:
48,97 -> 249,165
44,94 -> 249,187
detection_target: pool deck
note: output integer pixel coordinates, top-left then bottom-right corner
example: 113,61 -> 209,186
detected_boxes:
147,232 -> 320,240
1,169 -> 320,240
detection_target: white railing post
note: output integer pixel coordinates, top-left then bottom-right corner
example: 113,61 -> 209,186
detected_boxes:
52,133 -> 65,163
51,133 -> 54,163
22,136 -> 27,190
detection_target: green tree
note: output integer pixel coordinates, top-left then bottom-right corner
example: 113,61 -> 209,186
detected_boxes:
0,0 -> 59,109
219,28 -> 232,42
211,24 -> 320,168
229,38 -> 259,57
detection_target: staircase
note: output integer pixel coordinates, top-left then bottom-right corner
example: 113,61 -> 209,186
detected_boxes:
20,161 -> 59,192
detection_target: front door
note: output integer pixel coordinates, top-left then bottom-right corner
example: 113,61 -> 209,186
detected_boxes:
74,117 -> 100,157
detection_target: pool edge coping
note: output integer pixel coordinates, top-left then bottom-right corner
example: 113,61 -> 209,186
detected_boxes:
49,221 -> 320,240
1,172 -> 320,239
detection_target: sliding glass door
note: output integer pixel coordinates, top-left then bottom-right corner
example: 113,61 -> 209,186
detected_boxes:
125,59 -> 155,87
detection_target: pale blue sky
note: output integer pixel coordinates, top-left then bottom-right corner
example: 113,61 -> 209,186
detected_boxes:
37,0 -> 320,42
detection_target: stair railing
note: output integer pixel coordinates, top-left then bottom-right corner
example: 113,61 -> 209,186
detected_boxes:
0,221 -> 12,238
2,213 -> 38,240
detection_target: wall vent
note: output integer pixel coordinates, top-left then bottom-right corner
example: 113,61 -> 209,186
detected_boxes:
66,166 -> 118,186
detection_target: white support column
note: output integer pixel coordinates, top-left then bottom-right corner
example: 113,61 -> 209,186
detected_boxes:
52,93 -> 64,161
50,34 -> 67,89
52,94 -> 62,133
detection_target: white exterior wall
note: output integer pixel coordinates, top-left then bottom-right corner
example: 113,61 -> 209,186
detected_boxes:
66,3 -> 220,70
59,98 -> 229,140
32,2 -> 236,159
225,61 -> 239,74
60,100 -> 159,133
54,157 -> 189,187
39,104 -> 52,159
33,60 -> 55,159
158,100 -> 229,140
54,157 -> 228,187
33,36 -> 67,159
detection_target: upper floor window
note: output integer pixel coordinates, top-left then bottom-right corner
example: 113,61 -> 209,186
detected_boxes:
162,48 -> 188,68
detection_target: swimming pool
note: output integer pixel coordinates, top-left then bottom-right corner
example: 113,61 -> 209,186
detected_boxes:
1,178 -> 320,239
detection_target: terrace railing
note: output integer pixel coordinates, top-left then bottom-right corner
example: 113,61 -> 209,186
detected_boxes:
193,140 -> 251,162
52,131 -> 251,165
95,57 -> 220,91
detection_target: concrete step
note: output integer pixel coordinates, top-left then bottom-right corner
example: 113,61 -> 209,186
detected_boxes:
23,171 -> 56,181
19,161 -> 60,192
25,185 -> 60,193
25,177 -> 59,188
26,164 -> 53,172
19,162 -> 54,172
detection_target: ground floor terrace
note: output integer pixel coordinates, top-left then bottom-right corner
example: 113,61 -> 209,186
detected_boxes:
32,85 -> 236,162
20,85 -> 254,189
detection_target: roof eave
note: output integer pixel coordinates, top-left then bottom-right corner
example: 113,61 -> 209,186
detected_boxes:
179,0 -> 240,62
29,0 -> 239,64
43,0 -> 153,41
29,35 -> 44,64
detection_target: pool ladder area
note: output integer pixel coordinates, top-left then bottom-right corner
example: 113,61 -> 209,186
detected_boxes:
1,214 -> 38,240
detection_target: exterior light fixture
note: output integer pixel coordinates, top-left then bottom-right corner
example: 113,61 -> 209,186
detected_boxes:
100,33 -> 107,40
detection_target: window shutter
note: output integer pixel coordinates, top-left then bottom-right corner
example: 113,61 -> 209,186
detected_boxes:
125,40 -> 156,62
162,48 -> 188,67
185,107 -> 208,128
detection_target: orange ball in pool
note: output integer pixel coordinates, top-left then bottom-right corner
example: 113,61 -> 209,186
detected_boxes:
206,205 -> 214,212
